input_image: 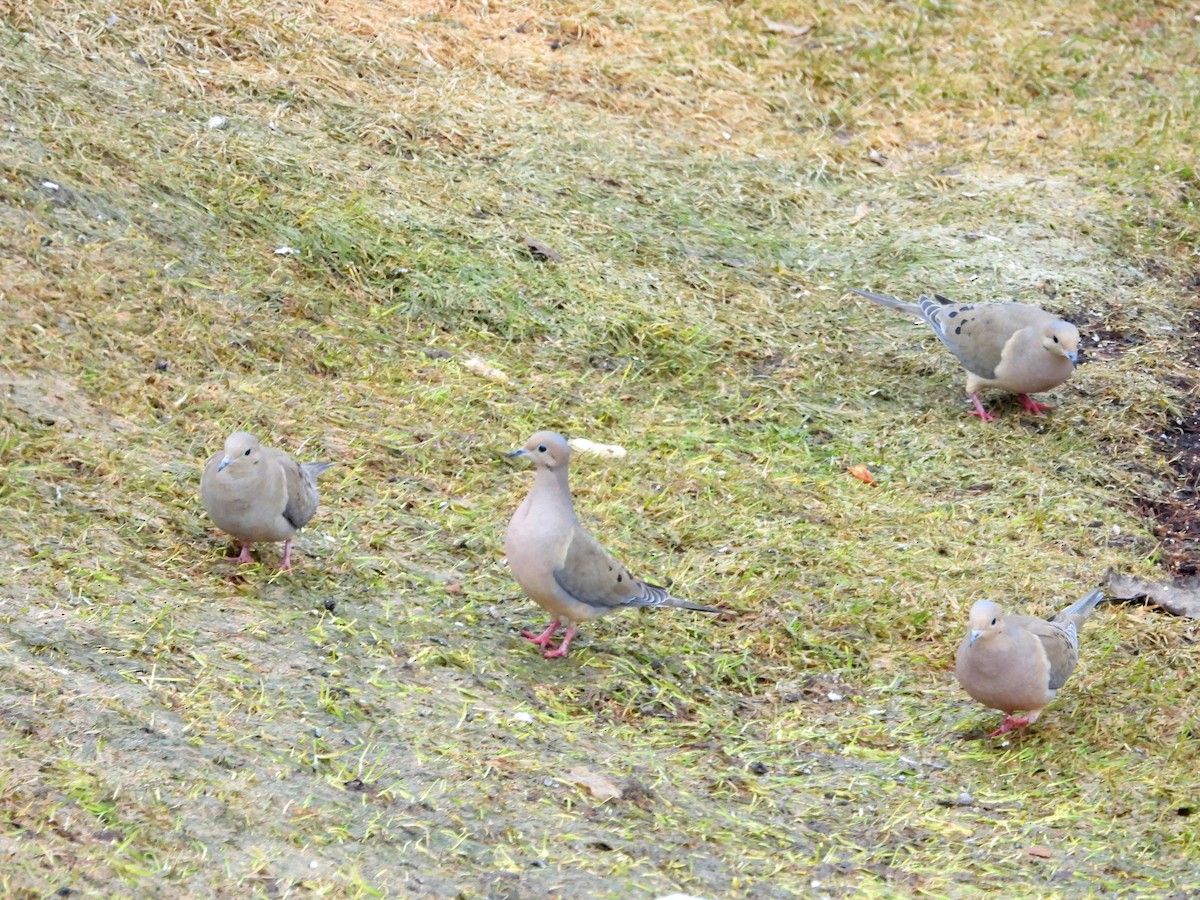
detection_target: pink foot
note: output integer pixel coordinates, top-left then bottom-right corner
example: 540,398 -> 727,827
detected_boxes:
522,621 -> 561,647
278,539 -> 295,572
521,621 -> 576,658
1017,394 -> 1054,416
541,625 -> 577,659
967,393 -> 997,422
235,543 -> 255,564
988,715 -> 1031,737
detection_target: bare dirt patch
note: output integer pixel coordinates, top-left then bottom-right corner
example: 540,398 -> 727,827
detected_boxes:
1143,403 -> 1200,575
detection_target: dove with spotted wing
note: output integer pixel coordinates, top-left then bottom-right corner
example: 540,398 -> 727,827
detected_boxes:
955,589 -> 1104,736
849,287 -> 1080,421
505,431 -> 721,658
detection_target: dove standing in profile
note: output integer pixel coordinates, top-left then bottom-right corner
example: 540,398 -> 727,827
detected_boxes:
849,287 -> 1081,421
200,431 -> 332,571
955,589 -> 1104,736
504,431 -> 721,659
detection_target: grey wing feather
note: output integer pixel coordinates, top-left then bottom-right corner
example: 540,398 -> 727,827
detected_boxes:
1032,621 -> 1079,692
853,288 -> 1005,379
1038,589 -> 1103,691
281,459 -> 332,530
553,529 -> 722,613
553,528 -> 644,609
915,295 -> 1008,380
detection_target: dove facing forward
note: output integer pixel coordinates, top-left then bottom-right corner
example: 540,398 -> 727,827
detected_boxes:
955,589 -> 1104,736
849,287 -> 1080,421
200,431 -> 332,571
504,431 -> 721,659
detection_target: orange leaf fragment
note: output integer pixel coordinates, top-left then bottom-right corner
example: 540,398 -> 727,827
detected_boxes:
847,464 -> 876,485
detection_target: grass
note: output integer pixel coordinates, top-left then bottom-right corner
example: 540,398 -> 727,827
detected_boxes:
2,0 -> 1199,896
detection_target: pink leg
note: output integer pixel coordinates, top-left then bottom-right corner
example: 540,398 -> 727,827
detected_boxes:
1017,394 -> 1054,415
522,620 -> 561,648
278,539 -> 295,571
967,393 -> 997,422
236,543 -> 255,564
988,714 -> 1032,737
541,624 -> 577,659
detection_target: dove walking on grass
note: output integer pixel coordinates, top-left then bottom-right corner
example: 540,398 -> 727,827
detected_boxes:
955,589 -> 1104,736
849,287 -> 1081,421
504,431 -> 721,659
200,431 -> 332,571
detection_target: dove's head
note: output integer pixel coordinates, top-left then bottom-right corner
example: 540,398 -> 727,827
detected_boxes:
966,600 -> 1006,647
1042,320 -> 1080,367
508,430 -> 571,472
217,431 -> 262,473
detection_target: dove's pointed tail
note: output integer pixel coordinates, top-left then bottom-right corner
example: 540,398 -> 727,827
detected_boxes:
848,287 -> 924,318
302,461 -> 334,479
663,597 -> 725,614
1055,589 -> 1104,628
635,583 -> 724,614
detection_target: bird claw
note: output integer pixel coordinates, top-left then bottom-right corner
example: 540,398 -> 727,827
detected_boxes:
1017,394 -> 1054,415
522,622 -> 575,658
235,544 -> 255,564
968,394 -> 997,422
988,715 -> 1031,737
522,622 -> 561,647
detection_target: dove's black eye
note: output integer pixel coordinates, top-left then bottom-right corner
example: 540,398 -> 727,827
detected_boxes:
537,444 -> 548,453
990,617 -> 997,626
1052,335 -> 1059,343
244,448 -> 252,456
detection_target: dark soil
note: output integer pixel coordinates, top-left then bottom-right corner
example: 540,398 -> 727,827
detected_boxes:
1137,305 -> 1200,575
1144,409 -> 1200,575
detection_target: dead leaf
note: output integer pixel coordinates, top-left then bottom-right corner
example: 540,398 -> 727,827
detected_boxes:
848,202 -> 871,225
1104,570 -> 1200,618
445,582 -> 463,595
1026,845 -> 1054,859
522,236 -> 561,262
462,356 -> 510,384
568,437 -> 627,459
561,767 -> 623,801
847,464 -> 876,486
762,17 -> 812,38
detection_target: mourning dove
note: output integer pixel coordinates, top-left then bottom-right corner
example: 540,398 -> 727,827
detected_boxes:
849,287 -> 1080,421
955,589 -> 1104,736
504,431 -> 721,658
200,431 -> 332,571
